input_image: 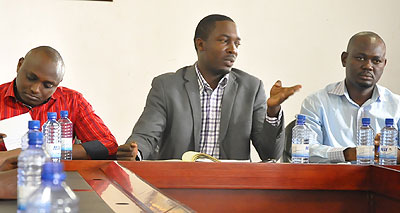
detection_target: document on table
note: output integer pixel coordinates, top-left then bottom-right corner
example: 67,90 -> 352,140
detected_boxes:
0,113 -> 32,150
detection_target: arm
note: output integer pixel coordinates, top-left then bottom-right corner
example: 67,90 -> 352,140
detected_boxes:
73,94 -> 118,160
0,169 -> 17,199
251,80 -> 301,160
118,77 -> 167,160
300,96 -> 348,163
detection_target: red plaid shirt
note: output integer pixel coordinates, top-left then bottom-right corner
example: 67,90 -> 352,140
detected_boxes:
0,80 -> 117,159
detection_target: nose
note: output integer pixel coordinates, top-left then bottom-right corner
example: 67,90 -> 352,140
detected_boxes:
227,41 -> 238,55
362,60 -> 373,71
30,83 -> 40,94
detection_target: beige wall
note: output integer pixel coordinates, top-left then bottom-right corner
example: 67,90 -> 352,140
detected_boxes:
1,0 -> 400,161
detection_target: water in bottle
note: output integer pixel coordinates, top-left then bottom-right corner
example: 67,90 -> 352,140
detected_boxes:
21,120 -> 41,151
17,131 -> 47,212
59,110 -> 73,160
292,114 -> 310,163
379,118 -> 398,165
25,162 -> 79,213
42,112 -> 61,163
357,118 -> 374,165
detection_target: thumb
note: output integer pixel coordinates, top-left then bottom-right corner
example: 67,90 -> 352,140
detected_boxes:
274,80 -> 282,87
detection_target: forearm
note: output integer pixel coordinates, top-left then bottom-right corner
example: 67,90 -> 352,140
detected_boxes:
0,169 -> 17,199
72,144 -> 89,160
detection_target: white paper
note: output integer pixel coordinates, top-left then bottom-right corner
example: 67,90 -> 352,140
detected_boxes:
0,113 -> 33,150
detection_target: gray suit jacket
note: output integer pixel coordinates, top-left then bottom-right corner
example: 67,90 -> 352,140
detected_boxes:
127,65 -> 284,160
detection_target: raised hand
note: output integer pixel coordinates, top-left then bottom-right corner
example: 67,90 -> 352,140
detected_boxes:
267,80 -> 301,117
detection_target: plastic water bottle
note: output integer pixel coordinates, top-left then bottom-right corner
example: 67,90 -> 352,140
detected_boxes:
21,120 -> 41,150
17,131 -> 47,212
379,118 -> 398,165
25,162 -> 79,213
357,118 -> 375,165
292,114 -> 310,163
42,112 -> 62,163
59,110 -> 73,160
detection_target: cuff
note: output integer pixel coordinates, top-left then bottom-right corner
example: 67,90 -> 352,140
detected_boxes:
81,140 -> 110,160
327,147 -> 347,163
136,150 -> 142,161
266,109 -> 283,126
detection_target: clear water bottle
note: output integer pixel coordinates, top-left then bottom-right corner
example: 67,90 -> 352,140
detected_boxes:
59,110 -> 73,160
42,112 -> 62,163
25,162 -> 79,213
21,120 -> 41,150
357,118 -> 375,165
292,114 -> 310,163
17,131 -> 47,212
379,118 -> 398,165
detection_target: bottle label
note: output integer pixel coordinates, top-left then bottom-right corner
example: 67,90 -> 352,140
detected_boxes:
61,138 -> 73,151
380,145 -> 398,159
292,144 -> 309,157
46,143 -> 61,158
356,145 -> 374,159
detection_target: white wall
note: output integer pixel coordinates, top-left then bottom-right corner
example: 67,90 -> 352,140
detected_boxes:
1,0 -> 400,161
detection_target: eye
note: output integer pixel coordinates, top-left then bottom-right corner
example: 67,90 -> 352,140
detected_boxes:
372,59 -> 382,64
234,41 -> 241,47
355,56 -> 365,61
43,83 -> 54,89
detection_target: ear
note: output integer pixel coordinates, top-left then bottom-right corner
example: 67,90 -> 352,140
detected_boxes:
340,52 -> 348,67
195,38 -> 206,52
17,57 -> 24,73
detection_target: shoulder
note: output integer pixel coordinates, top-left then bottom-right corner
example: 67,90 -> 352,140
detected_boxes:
304,82 -> 340,101
377,84 -> 400,103
154,66 -> 192,81
54,86 -> 84,99
230,68 -> 261,84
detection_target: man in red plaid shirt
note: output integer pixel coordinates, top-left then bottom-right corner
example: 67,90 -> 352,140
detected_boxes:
0,46 -> 117,159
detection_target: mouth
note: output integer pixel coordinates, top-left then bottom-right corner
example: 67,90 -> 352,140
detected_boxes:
223,56 -> 236,67
359,73 -> 373,80
24,93 -> 40,102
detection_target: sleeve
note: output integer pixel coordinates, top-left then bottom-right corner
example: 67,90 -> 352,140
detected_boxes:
300,95 -> 346,163
125,76 -> 167,160
73,93 -> 118,159
251,80 -> 284,161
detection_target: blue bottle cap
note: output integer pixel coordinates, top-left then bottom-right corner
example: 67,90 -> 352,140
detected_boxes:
41,162 -> 66,182
28,131 -> 43,145
297,114 -> 306,121
361,118 -> 370,125
385,118 -> 394,126
28,120 -> 40,130
60,110 -> 69,118
47,112 -> 57,120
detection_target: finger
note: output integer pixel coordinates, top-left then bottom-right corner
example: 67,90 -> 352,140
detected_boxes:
116,150 -> 135,157
291,84 -> 302,92
274,80 -> 282,87
117,157 -> 137,161
117,144 -> 133,152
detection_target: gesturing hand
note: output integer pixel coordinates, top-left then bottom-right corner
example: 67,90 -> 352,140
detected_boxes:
267,80 -> 302,117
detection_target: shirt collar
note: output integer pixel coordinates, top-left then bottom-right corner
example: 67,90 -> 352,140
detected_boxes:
194,63 -> 229,91
329,80 -> 383,103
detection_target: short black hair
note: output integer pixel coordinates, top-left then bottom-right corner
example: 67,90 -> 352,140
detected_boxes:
194,14 -> 234,51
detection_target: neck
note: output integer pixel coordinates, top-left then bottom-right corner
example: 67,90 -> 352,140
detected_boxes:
345,81 -> 374,106
197,63 -> 226,90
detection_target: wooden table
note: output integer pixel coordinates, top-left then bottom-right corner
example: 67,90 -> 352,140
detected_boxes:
63,161 -> 400,213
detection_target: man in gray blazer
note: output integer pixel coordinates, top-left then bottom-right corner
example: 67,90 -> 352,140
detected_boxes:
117,14 -> 301,161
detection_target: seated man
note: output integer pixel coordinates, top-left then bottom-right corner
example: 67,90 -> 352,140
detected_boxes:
117,14 -> 301,161
0,46 -> 117,159
300,31 -> 400,163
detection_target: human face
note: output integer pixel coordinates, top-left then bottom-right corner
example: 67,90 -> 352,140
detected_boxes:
15,53 -> 63,107
197,21 -> 241,75
342,36 -> 386,90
